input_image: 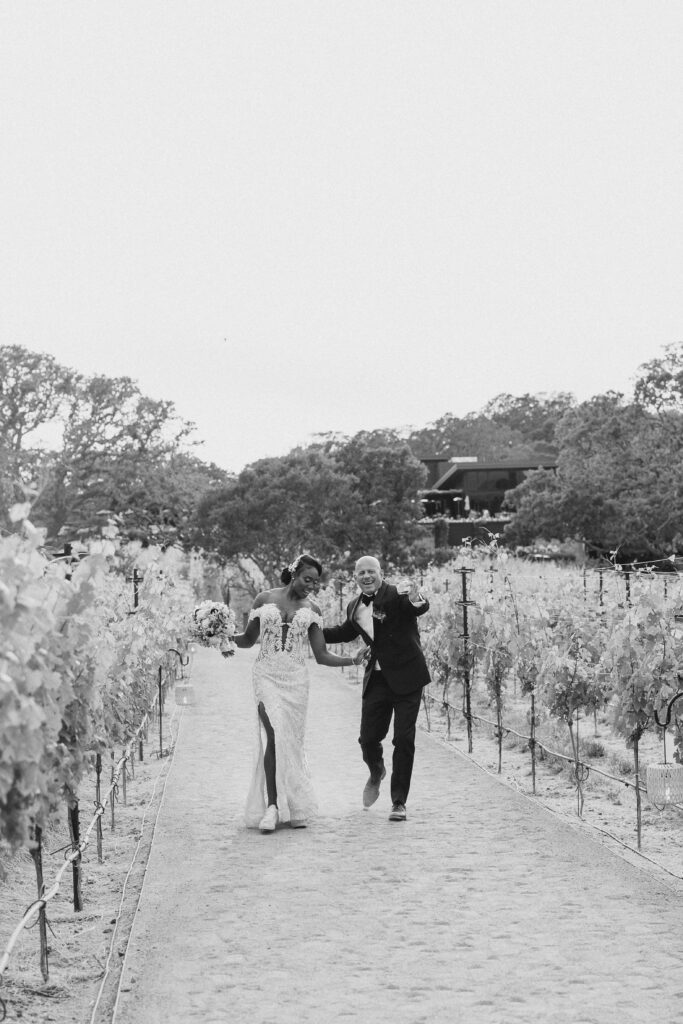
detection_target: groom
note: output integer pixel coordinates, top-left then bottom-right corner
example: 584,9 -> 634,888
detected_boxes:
323,555 -> 430,821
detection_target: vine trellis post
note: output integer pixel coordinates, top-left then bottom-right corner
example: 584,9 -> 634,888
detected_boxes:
568,708 -> 584,817
529,691 -> 537,795
633,735 -> 642,850
67,801 -> 83,911
110,751 -> 116,830
29,827 -> 49,982
459,567 -> 475,754
95,754 -> 103,863
157,666 -> 169,758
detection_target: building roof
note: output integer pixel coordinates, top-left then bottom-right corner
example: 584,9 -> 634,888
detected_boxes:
432,460 -> 557,490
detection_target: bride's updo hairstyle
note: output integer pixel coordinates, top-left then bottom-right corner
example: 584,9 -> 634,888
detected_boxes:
280,553 -> 323,585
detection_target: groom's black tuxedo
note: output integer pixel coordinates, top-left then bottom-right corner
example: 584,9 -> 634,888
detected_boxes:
324,580 -> 430,807
323,581 -> 431,694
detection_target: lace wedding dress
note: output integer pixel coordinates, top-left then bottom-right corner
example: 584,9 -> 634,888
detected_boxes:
244,603 -> 321,827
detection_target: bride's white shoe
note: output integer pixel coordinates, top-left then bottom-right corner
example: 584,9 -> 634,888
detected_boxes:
259,805 -> 279,833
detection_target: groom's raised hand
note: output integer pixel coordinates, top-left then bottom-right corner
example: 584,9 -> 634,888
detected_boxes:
397,578 -> 426,605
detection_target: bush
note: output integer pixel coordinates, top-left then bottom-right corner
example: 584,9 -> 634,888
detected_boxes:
609,753 -> 635,777
581,738 -> 606,759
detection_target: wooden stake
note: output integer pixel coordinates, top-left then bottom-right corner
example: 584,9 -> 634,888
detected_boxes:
530,692 -> 537,795
634,737 -> 642,851
29,827 -> 49,981
461,568 -> 474,755
110,751 -> 116,830
95,754 -> 103,863
67,802 -> 83,912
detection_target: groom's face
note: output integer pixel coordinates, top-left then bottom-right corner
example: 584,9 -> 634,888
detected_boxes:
355,557 -> 383,596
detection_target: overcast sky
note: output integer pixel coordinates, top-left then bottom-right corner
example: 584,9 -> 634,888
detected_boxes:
2,2 -> 682,472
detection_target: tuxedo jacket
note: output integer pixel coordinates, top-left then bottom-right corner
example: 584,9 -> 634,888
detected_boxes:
323,580 -> 431,696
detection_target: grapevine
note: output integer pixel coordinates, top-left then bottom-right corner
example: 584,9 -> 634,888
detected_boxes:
0,511 -> 193,853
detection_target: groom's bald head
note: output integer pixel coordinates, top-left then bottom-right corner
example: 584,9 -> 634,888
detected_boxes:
355,555 -> 381,574
354,555 -> 383,595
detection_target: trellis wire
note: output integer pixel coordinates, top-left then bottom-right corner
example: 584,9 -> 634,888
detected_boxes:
88,702 -> 182,1024
0,658 -> 175,1002
422,689 -> 683,853
423,559 -> 683,847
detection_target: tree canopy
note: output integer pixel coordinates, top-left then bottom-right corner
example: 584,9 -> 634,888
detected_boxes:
6,341 -> 683,566
406,391 -> 573,463
504,352 -> 683,560
192,431 -> 427,582
0,345 -> 229,544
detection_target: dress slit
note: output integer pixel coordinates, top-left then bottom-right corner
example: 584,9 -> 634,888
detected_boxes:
243,604 -> 321,827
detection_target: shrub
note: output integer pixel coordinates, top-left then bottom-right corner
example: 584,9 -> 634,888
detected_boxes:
581,738 -> 606,759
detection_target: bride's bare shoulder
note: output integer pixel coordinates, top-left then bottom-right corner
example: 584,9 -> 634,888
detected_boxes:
253,587 -> 286,608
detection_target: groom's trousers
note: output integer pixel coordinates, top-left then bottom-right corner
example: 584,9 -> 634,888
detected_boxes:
359,669 -> 423,805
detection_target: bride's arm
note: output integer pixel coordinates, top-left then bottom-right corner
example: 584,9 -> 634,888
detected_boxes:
308,623 -> 367,668
233,619 -> 260,648
232,594 -> 265,648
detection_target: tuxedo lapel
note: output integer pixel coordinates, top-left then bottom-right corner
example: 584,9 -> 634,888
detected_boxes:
371,581 -> 390,633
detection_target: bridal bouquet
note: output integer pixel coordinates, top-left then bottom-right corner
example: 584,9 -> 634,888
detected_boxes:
189,601 -> 236,655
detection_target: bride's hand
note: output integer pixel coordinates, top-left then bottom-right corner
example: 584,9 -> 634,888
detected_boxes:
352,646 -> 370,666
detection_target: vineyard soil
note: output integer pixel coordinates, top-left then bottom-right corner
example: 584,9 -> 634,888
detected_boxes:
0,716 -> 178,1024
420,687 -> 683,880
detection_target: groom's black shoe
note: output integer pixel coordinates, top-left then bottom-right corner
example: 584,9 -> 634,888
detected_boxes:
389,803 -> 407,821
363,764 -> 386,808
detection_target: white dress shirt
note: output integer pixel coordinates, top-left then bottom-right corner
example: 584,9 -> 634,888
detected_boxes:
354,596 -> 375,640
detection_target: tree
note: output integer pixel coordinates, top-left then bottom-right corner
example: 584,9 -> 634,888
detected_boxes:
0,345 -> 76,451
407,412 -> 526,460
192,431 -> 429,579
482,392 -> 574,452
0,345 -> 77,533
192,448 -> 362,582
504,392 -> 683,560
501,468 -> 568,546
406,392 -> 575,463
90,452 -> 233,547
0,346 -> 211,543
314,429 -> 428,566
634,342 -> 683,412
35,374 -> 198,540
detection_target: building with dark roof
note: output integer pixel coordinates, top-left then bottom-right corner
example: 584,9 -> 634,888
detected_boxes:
417,456 -> 557,545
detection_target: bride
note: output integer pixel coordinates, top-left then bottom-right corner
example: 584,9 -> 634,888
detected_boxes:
231,553 -> 367,833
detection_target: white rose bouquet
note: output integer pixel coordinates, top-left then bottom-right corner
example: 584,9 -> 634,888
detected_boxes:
190,601 -> 236,655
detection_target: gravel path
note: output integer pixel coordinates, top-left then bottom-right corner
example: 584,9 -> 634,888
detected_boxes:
114,647 -> 683,1024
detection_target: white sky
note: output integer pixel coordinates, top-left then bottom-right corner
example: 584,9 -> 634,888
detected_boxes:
2,2 -> 683,473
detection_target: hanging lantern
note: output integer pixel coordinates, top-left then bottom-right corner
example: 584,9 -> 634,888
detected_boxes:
646,762 -> 683,807
174,682 -> 196,706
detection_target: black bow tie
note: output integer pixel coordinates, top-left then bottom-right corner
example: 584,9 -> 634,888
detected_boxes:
360,593 -> 374,606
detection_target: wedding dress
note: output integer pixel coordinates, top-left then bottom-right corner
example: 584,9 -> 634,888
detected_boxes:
244,603 -> 321,827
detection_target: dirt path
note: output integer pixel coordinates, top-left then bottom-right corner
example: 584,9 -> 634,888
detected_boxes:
113,648 -> 683,1024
